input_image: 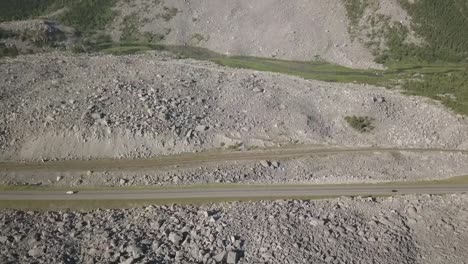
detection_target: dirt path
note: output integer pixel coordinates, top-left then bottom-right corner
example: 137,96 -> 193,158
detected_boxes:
2,145 -> 468,172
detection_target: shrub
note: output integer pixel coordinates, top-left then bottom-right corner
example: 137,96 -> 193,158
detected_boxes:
0,44 -> 19,58
345,116 -> 375,133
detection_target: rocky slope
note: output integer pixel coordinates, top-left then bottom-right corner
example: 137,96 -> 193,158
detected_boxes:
1,194 -> 467,264
110,0 -> 406,68
1,52 -> 468,161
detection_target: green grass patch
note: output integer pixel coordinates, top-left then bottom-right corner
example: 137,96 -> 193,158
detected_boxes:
212,56 -> 389,85
103,45 -> 153,55
401,67 -> 468,115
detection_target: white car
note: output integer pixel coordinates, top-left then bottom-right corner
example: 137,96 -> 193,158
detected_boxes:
66,191 -> 77,195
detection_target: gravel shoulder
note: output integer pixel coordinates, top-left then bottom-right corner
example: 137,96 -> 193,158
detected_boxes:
3,149 -> 468,187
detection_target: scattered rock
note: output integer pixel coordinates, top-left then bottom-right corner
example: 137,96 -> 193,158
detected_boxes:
168,233 -> 182,245
252,87 -> 264,93
227,251 -> 238,264
259,160 -> 270,168
119,257 -> 134,264
195,125 -> 209,132
28,247 -> 43,257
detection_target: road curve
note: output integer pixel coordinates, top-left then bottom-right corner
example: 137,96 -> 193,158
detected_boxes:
1,146 -> 468,172
1,184 -> 467,201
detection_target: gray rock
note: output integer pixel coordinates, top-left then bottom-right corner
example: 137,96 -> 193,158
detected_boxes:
0,236 -> 7,243
227,251 -> 238,264
260,160 -> 270,168
407,207 -> 418,217
127,245 -> 142,258
169,232 -> 182,245
270,161 -> 279,168
309,218 -> 325,226
252,87 -> 264,93
28,247 -> 43,257
196,125 -> 209,132
213,251 -> 226,262
56,176 -> 63,182
91,113 -> 103,119
119,257 -> 134,264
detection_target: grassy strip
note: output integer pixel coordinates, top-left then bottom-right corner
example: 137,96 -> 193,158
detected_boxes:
0,176 -> 466,210
1,175 -> 467,192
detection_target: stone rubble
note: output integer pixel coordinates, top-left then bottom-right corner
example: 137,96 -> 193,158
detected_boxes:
0,194 -> 467,264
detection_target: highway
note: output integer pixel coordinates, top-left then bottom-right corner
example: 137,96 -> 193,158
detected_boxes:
1,184 -> 467,201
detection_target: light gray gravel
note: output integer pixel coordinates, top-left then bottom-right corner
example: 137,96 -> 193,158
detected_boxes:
3,151 -> 468,187
1,53 -> 468,162
1,194 -> 467,263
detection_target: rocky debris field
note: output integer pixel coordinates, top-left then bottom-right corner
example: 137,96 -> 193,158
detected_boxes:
0,194 -> 467,264
1,53 -> 468,162
111,0 -> 380,68
3,151 -> 468,187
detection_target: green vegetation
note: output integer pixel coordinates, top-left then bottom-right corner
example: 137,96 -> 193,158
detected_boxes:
343,0 -> 369,37
0,0 -> 117,33
0,44 -> 19,58
57,0 -> 117,32
190,33 -> 206,44
345,116 -> 375,132
0,28 -> 16,39
399,0 -> 468,62
157,6 -> 179,21
212,56 -> 388,85
402,67 -> 468,115
0,0 -> 65,22
343,0 -> 468,64
120,14 -> 140,42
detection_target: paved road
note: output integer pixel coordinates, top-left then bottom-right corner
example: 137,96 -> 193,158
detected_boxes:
1,184 -> 467,201
1,146 -> 468,172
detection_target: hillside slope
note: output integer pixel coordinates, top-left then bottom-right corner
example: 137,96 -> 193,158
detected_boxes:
110,0 -> 381,68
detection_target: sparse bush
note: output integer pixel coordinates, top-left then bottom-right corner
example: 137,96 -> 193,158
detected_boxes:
0,44 -> 19,58
58,0 -> 117,32
120,14 -> 140,42
158,7 -> 179,22
0,28 -> 16,39
345,116 -> 375,133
